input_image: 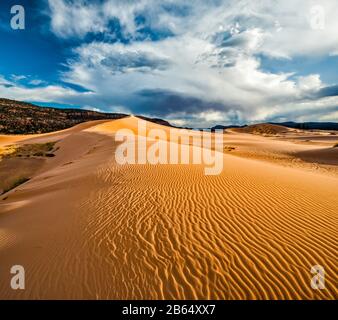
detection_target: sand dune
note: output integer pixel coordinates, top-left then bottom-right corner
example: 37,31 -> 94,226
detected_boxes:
233,123 -> 290,135
223,129 -> 338,174
0,117 -> 337,299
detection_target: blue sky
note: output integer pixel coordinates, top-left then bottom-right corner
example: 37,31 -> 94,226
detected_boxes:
0,0 -> 338,127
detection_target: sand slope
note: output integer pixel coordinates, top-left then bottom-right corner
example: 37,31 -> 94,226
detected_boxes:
0,117 -> 337,299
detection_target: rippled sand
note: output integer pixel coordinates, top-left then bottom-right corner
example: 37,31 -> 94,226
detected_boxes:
0,117 -> 337,299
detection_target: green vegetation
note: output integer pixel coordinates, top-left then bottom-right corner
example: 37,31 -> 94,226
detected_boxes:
224,146 -> 236,152
2,177 -> 30,194
0,142 -> 59,196
0,98 -> 128,134
0,142 -> 57,159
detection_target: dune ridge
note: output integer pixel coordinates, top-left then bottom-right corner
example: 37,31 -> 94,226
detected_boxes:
0,117 -> 337,299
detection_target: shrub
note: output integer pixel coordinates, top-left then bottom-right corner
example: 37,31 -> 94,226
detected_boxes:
2,177 -> 30,194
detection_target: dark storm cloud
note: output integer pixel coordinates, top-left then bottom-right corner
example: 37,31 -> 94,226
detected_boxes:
304,84 -> 338,100
315,85 -> 338,98
266,105 -> 338,123
101,51 -> 170,74
0,83 -> 14,88
133,89 -> 233,117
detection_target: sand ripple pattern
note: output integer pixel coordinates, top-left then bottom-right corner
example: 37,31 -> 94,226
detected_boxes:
0,119 -> 337,300
79,154 -> 338,300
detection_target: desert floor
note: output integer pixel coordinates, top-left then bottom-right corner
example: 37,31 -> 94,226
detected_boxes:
0,116 -> 337,299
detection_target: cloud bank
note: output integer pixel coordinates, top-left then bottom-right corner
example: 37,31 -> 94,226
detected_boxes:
1,0 -> 338,127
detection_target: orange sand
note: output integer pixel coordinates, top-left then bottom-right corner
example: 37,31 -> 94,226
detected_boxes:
0,117 -> 337,299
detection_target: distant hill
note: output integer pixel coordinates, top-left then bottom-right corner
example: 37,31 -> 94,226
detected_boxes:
211,121 -> 338,133
0,98 -> 128,134
270,121 -> 338,131
210,124 -> 244,132
136,115 -> 173,127
233,123 -> 290,135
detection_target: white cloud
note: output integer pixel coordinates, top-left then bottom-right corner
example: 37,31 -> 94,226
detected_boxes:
11,74 -> 27,82
62,37 -> 321,125
82,105 -> 102,112
197,111 -> 226,123
29,79 -> 46,86
298,75 -> 322,91
0,74 -> 90,103
2,0 -> 337,127
48,0 -> 105,38
169,119 -> 188,127
319,110 -> 338,122
47,0 -> 338,58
